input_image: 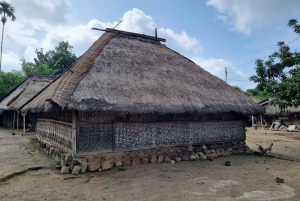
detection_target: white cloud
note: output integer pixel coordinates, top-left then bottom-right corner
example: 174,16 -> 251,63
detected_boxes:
207,0 -> 300,35
2,51 -> 21,72
2,5 -> 200,72
192,57 -> 231,77
35,8 -> 200,60
235,70 -> 248,78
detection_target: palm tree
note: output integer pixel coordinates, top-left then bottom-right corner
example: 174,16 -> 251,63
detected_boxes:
0,1 -> 16,71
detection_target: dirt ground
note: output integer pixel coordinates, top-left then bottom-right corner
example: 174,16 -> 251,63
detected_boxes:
0,127 -> 300,201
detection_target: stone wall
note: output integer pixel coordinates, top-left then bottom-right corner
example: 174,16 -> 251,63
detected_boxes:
30,136 -> 252,175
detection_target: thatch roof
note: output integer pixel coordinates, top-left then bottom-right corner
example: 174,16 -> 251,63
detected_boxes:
0,75 -> 54,114
20,30 -> 264,115
259,98 -> 300,116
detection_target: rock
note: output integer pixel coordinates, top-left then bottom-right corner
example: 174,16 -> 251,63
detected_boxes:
207,156 -> 213,161
71,158 -> 81,170
225,161 -> 231,166
164,155 -> 171,163
60,157 -> 67,166
49,147 -> 55,156
150,155 -> 157,163
210,150 -> 216,154
170,160 -> 175,164
226,148 -> 233,152
201,145 -> 208,150
187,145 -> 193,152
211,153 -> 218,158
128,152 -> 138,159
138,152 -> 145,158
232,141 -> 237,146
87,155 -> 104,172
276,177 -> 284,183
131,158 -> 141,166
157,155 -> 164,163
175,157 -> 181,162
65,154 -> 73,166
245,148 -> 253,155
80,158 -> 88,173
167,153 -> 178,160
239,141 -> 245,145
190,155 -> 197,161
141,157 -> 149,165
122,156 -> 132,166
194,154 -> 200,159
200,155 -> 207,160
61,166 -> 70,174
104,154 -> 113,160
198,152 -> 204,156
182,155 -> 189,161
232,146 -> 238,150
114,154 -> 123,167
55,165 -> 62,170
102,160 -> 113,171
72,165 -> 81,175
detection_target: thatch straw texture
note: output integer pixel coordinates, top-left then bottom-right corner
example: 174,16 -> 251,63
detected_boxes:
0,75 -> 53,114
7,79 -> 53,110
260,99 -> 300,116
21,32 -> 264,115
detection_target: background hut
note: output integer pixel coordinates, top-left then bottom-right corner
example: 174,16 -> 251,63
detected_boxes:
0,75 -> 54,130
260,98 -> 300,127
20,29 -> 264,157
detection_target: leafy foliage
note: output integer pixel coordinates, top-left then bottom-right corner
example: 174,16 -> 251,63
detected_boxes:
250,19 -> 300,109
0,70 -> 24,99
21,41 -> 77,76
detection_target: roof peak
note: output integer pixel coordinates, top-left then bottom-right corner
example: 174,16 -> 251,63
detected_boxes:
91,27 -> 166,42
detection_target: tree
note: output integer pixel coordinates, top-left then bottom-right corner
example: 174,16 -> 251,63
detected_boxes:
0,70 -> 24,98
0,1 -> 16,71
250,19 -> 300,109
21,41 -> 77,76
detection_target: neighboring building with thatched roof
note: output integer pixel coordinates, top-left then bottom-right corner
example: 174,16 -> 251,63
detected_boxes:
259,98 -> 300,126
0,75 -> 54,128
19,29 -> 263,157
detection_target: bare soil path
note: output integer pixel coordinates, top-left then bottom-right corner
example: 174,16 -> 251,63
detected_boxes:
0,127 -> 300,201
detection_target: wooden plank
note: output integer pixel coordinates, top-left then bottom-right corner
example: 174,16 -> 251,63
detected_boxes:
91,27 -> 166,42
72,110 -> 77,157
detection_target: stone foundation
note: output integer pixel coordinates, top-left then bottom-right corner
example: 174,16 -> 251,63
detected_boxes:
30,136 -> 252,175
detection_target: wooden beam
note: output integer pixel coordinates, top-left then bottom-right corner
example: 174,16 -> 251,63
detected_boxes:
12,111 -> 15,133
23,113 -> 26,135
91,27 -> 166,42
16,112 -> 19,133
72,110 -> 77,157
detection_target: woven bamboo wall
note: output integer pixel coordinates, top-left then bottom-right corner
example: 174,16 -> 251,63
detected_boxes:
36,118 -> 73,153
114,120 -> 245,151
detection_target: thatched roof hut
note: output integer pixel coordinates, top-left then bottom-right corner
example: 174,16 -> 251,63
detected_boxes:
0,75 -> 54,114
259,98 -> 300,116
20,30 -> 263,115
0,75 -> 54,128
18,29 -> 265,157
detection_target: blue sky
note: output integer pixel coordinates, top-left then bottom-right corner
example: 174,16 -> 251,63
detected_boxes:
3,0 -> 300,90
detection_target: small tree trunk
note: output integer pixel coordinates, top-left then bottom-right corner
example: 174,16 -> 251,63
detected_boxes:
0,21 -> 5,71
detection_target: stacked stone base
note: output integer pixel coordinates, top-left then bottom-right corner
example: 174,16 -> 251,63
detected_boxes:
30,137 -> 252,175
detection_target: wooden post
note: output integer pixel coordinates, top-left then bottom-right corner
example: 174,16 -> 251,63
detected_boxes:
12,111 -> 15,133
17,112 -> 19,133
23,113 -> 26,135
260,115 -> 264,135
72,110 -> 77,157
252,115 -> 254,135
